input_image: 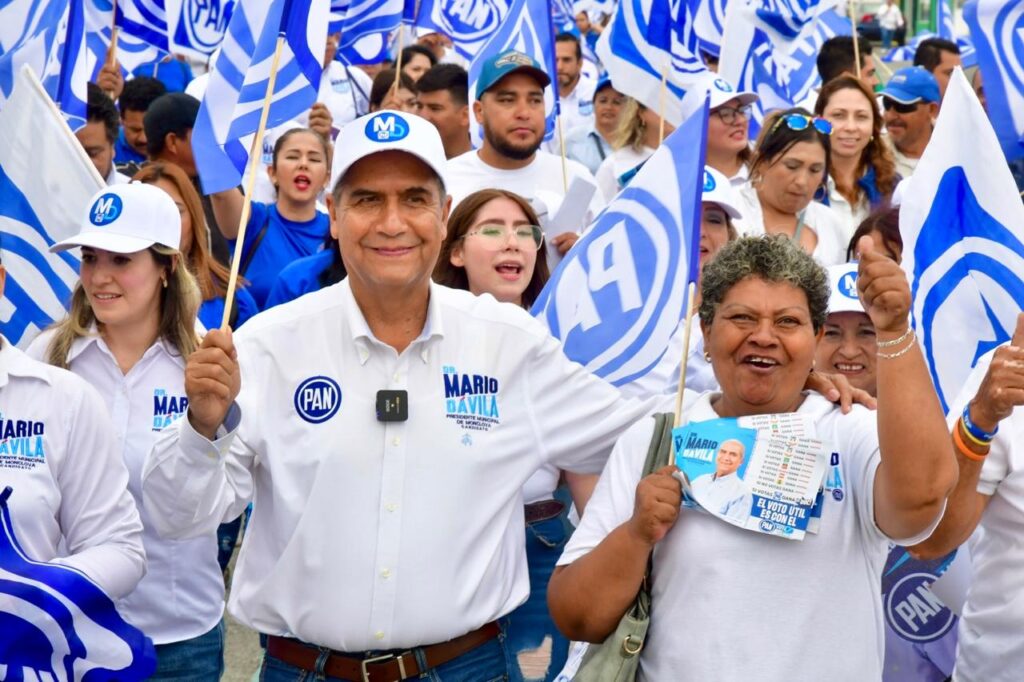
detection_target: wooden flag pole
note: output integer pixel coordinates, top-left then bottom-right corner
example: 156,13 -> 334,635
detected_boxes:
220,35 -> 287,329
849,1 -> 861,79
391,24 -> 406,98
658,59 -> 669,145
670,281 -> 698,466
556,112 -> 569,193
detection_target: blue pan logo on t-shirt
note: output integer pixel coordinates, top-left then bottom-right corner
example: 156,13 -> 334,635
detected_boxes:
90,193 -> 123,226
366,113 -> 410,142
294,376 -> 342,424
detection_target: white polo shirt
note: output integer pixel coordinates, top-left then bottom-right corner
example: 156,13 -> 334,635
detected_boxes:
0,338 -> 144,599
143,280 -> 662,651
28,331 -> 224,645
947,348 -> 1024,682
560,392 -> 941,681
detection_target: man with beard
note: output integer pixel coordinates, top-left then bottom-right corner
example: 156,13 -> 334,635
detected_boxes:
542,33 -> 596,154
445,50 -> 604,224
880,67 -> 940,179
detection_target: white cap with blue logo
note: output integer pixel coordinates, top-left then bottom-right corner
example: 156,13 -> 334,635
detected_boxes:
826,263 -> 866,315
331,110 -> 448,194
702,166 -> 742,220
50,183 -> 182,254
707,76 -> 758,110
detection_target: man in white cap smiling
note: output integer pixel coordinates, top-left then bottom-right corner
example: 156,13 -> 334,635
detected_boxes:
143,109 -> 663,681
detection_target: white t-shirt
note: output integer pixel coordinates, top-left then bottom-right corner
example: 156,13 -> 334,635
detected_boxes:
733,183 -> 849,265
542,76 -> 597,155
594,145 -> 656,203
946,347 -> 1024,682
319,61 -> 372,132
445,149 -> 604,226
560,392 -> 940,681
144,280 -> 663,651
28,331 -> 225,644
0,338 -> 144,599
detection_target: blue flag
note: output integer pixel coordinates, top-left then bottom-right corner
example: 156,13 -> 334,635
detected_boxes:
964,0 -> 1024,162
0,487 -> 156,681
192,0 -> 329,195
83,0 -> 166,78
414,0 -> 512,59
468,0 -> 558,146
531,96 -> 709,387
690,0 -> 729,58
165,0 -> 235,60
899,68 -> 1024,412
336,0 -> 404,53
114,0 -> 169,52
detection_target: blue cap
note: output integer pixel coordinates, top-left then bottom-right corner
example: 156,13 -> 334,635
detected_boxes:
881,66 -> 940,104
593,75 -> 613,99
475,49 -> 551,99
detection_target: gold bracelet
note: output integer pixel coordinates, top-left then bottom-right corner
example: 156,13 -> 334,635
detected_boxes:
877,332 -> 917,359
877,326 -> 914,348
953,419 -> 989,462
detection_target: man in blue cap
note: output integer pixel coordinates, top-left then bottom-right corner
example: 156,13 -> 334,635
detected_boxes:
881,66 -> 941,179
446,48 -> 604,241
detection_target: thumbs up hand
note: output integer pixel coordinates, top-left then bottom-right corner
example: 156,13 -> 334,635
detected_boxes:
857,235 -> 912,334
969,313 -> 1024,433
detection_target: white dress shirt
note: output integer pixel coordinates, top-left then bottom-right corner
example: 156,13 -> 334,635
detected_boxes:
0,337 -> 144,599
28,331 -> 225,644
143,280 -> 662,651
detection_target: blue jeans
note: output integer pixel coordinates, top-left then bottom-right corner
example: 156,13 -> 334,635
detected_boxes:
259,631 -> 508,682
151,620 -> 225,681
505,514 -> 571,682
881,27 -> 894,48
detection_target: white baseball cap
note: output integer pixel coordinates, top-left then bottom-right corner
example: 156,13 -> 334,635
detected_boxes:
707,76 -> 758,110
701,166 -> 742,220
826,263 -> 866,314
51,183 -> 182,254
331,110 -> 448,194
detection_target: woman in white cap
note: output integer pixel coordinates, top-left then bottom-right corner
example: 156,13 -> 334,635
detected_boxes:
211,127 -> 332,309
704,78 -> 759,188
28,183 -> 226,680
816,262 -> 879,396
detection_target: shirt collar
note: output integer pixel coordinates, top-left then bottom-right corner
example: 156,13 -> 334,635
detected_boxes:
66,326 -> 184,368
344,280 -> 445,365
0,336 -> 53,388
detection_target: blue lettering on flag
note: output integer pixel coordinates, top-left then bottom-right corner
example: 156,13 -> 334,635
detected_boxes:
882,546 -> 959,643
415,0 -> 508,59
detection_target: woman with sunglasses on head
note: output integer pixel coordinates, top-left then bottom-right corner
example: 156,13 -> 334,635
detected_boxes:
704,79 -> 759,188
434,188 -> 591,682
814,75 -> 899,236
735,108 -> 848,265
28,184 -> 227,680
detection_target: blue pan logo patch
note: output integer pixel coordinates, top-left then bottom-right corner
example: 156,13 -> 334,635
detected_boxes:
883,547 -> 958,643
294,376 -> 342,424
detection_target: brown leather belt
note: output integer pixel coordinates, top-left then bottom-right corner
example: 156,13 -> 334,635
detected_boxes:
266,621 -> 500,682
525,498 -> 565,524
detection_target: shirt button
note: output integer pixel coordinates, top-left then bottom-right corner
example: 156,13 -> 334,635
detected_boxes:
374,631 -> 385,640
392,373 -> 400,382
385,503 -> 397,512
392,436 -> 400,446
381,568 -> 391,579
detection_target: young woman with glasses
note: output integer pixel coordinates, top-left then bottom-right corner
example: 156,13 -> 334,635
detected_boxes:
434,188 -> 591,682
705,93 -> 757,186
735,108 -> 848,265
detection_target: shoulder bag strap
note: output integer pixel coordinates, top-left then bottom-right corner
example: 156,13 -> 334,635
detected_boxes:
239,209 -> 272,277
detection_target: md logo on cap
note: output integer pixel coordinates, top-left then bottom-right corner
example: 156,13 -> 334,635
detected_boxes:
838,271 -> 859,299
703,170 -> 716,192
366,113 -> 410,142
713,78 -> 734,92
90,193 -> 123,226
294,376 -> 342,424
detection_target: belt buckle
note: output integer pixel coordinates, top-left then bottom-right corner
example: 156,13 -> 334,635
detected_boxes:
360,653 -> 407,682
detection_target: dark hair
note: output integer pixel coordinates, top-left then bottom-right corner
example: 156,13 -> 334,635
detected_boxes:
370,69 -> 417,109
749,107 -> 831,189
555,32 -> 582,60
86,83 -> 119,144
814,75 -> 897,205
416,63 -> 469,106
119,76 -> 167,116
846,206 -> 903,263
400,44 -> 437,72
144,92 -> 200,157
318,233 -> 347,289
271,128 -> 330,168
817,36 -> 874,83
434,189 -> 550,308
914,38 -> 960,72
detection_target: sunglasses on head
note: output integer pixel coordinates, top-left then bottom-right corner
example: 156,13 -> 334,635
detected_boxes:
882,97 -> 921,114
770,113 -> 833,136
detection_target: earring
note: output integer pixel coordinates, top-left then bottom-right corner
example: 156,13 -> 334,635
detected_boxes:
703,351 -> 711,362
161,277 -> 168,289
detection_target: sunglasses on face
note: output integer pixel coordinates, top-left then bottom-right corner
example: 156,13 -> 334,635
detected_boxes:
770,113 -> 833,136
882,98 -> 921,114
714,105 -> 752,125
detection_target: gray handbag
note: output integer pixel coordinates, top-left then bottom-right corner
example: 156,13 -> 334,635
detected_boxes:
572,412 -> 673,681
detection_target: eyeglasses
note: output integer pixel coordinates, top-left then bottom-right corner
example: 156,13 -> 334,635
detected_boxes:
462,223 -> 545,251
771,113 -> 833,136
881,97 -> 921,114
714,105 -> 752,125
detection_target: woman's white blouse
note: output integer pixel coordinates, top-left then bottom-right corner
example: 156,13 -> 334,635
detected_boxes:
733,183 -> 849,265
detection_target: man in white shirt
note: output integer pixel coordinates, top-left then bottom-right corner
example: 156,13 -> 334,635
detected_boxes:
689,439 -> 752,523
76,84 -> 131,186
913,37 -> 962,101
876,0 -> 904,49
543,33 -> 596,155
446,49 -> 603,225
143,110 -> 656,681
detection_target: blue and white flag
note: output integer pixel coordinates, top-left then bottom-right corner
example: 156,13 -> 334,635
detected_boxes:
114,0 -> 169,51
938,0 -> 955,39
468,0 -> 558,146
0,487 -> 156,681
899,68 -> 1024,412
690,0 -> 729,58
336,0 -> 404,53
192,0 -> 329,195
964,0 -> 1024,162
0,66 -> 102,348
552,0 -> 576,27
531,96 -> 708,387
414,0 -> 511,59
83,0 -> 166,77
882,31 -> 935,63
0,0 -> 66,56
595,0 -> 709,126
165,0 -> 235,60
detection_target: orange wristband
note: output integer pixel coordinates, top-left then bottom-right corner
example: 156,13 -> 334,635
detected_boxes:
953,419 -> 989,462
